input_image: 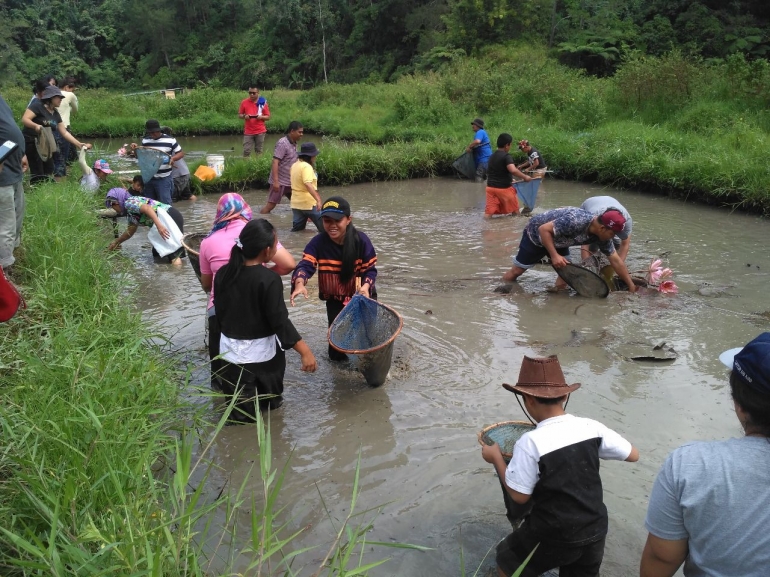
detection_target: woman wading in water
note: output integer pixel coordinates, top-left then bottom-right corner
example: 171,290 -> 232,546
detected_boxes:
290,196 -> 378,362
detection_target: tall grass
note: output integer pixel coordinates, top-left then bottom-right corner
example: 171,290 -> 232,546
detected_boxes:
0,181 -> 426,575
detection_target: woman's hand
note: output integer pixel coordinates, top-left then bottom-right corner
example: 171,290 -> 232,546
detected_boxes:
290,280 -> 308,306
358,281 -> 371,298
156,223 -> 170,240
81,143 -> 93,150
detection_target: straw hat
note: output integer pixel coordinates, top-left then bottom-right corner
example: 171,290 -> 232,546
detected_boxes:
502,355 -> 581,399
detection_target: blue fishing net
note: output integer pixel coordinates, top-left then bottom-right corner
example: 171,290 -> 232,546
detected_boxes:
329,294 -> 403,387
135,147 -> 169,184
513,178 -> 541,210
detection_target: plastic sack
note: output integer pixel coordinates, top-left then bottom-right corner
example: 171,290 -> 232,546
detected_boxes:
147,208 -> 184,257
194,165 -> 217,181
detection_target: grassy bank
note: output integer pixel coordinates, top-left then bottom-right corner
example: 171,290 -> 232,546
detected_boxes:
0,182 -> 412,575
5,45 -> 770,212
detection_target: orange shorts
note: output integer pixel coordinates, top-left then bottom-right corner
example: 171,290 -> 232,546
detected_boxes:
485,186 -> 520,216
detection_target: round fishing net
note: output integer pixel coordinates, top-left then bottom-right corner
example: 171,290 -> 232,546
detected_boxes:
554,263 -> 610,298
479,421 -> 535,461
328,294 -> 403,387
182,232 -> 207,281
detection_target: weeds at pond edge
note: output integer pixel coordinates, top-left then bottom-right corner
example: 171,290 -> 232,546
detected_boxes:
0,181 -> 427,575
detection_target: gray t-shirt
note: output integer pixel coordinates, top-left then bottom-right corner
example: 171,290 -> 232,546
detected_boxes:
580,196 -> 632,240
171,157 -> 190,178
645,436 -> 770,577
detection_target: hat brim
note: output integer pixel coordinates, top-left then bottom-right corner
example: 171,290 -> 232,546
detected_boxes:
502,382 -> 581,398
719,347 -> 742,369
320,210 -> 347,220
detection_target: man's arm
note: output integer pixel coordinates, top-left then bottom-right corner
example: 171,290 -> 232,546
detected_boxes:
538,222 -> 568,268
466,138 -> 482,153
639,534 -> 688,577
270,157 -> 281,191
608,251 -> 637,293
507,163 -> 532,181
617,236 -> 631,261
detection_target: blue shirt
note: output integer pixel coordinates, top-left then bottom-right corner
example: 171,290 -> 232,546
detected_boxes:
472,129 -> 492,167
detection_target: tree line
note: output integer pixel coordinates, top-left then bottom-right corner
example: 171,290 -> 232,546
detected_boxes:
1,0 -> 768,90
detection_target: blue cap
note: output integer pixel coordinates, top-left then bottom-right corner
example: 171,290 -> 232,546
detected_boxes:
720,332 -> 770,394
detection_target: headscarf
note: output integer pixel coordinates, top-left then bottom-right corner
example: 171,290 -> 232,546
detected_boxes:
208,193 -> 252,236
105,188 -> 132,212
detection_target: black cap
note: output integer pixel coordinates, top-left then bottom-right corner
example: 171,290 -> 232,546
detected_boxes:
299,142 -> 320,157
145,119 -> 161,132
320,196 -> 351,220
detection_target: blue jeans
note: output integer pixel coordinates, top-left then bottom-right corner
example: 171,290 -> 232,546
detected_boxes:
291,207 -> 323,232
144,176 -> 173,205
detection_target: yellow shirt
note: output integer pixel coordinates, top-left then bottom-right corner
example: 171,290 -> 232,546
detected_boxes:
290,160 -> 318,210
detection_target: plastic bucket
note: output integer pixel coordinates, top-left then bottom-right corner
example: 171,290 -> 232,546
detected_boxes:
206,154 -> 225,178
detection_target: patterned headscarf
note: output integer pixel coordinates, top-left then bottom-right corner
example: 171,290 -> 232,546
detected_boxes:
208,193 -> 252,236
105,188 -> 133,212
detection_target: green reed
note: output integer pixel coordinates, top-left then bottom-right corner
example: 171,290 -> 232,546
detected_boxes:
0,181 -> 426,575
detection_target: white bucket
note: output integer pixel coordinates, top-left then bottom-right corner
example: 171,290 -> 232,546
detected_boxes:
206,154 -> 225,178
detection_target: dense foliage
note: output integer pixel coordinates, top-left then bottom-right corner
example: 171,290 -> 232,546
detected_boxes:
1,0 -> 769,89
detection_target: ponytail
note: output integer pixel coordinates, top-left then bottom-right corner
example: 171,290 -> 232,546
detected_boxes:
340,224 -> 360,283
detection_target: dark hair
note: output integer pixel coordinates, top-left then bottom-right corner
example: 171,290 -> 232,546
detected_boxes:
497,133 -> 513,148
216,219 -> 276,288
32,77 -> 50,96
730,372 -> 770,437
61,76 -> 76,88
132,175 -> 144,185
529,394 -> 568,406
286,121 -> 303,134
339,223 -> 361,284
298,154 -> 314,163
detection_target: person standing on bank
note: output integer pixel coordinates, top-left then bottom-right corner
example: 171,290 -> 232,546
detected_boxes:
466,118 -> 493,182
214,219 -> 317,421
239,86 -> 270,158
640,332 -> 770,577
485,133 -> 533,219
482,354 -> 639,577
290,197 -> 377,362
0,95 -> 28,276
21,85 -> 92,185
580,196 -> 633,262
290,142 -> 323,232
262,121 -> 303,214
130,119 -> 184,205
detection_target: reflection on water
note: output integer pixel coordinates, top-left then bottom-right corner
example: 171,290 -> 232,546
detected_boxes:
115,176 -> 769,575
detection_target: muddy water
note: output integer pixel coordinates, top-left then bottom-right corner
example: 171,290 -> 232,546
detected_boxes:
117,176 -> 769,576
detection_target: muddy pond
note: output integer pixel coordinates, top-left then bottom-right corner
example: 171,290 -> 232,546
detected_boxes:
111,163 -> 768,575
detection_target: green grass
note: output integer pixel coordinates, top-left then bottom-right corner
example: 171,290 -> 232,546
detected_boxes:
5,45 -> 770,212
0,181 -> 427,575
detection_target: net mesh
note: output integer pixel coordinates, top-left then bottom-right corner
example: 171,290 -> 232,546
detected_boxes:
513,178 -> 541,210
481,421 -> 536,460
328,294 -> 403,387
555,264 -> 610,298
135,147 -> 169,183
452,151 -> 476,180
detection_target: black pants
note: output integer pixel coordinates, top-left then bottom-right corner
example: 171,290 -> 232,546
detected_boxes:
24,136 -> 54,185
219,348 -> 286,421
207,313 -> 223,389
496,525 -> 606,577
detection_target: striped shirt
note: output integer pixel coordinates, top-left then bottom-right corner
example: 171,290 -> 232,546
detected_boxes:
141,134 -> 181,179
267,136 -> 298,187
292,230 -> 377,302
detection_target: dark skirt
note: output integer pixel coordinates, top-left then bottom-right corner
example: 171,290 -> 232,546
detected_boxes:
219,346 -> 286,422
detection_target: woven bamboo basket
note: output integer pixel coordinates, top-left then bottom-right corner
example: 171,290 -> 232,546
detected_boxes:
181,232 -> 207,282
478,420 -> 535,462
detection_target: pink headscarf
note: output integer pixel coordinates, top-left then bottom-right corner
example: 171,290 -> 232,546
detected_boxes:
208,193 -> 252,236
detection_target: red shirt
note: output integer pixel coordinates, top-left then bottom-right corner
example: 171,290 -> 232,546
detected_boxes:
238,98 -> 269,135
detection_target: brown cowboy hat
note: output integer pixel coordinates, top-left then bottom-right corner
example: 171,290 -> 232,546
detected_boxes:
502,355 -> 581,399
